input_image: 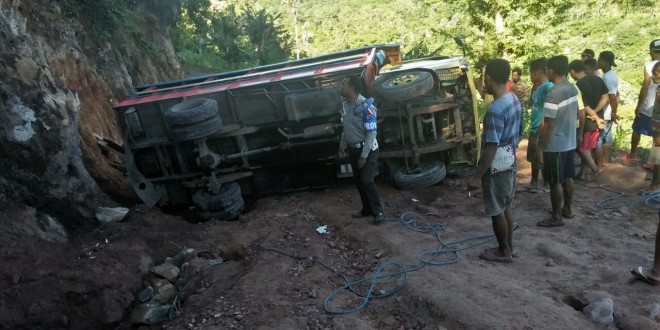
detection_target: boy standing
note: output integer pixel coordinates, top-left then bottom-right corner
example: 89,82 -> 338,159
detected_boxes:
536,56 -> 578,227
526,58 -> 552,191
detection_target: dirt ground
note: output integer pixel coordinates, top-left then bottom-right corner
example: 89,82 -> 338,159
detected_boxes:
3,140 -> 660,330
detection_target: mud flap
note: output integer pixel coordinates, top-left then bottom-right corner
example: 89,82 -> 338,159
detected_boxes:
124,144 -> 160,208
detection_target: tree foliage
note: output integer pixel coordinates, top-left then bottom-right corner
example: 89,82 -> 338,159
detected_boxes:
60,0 -> 140,42
171,0 -> 659,94
171,0 -> 292,70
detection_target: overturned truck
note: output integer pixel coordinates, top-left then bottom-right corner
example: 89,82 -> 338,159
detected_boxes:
112,43 -> 480,220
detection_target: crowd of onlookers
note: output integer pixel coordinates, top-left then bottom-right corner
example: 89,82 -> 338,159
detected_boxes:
469,39 -> 660,266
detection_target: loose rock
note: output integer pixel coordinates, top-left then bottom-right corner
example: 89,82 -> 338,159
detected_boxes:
151,262 -> 180,282
95,207 -> 129,224
167,248 -> 196,268
139,255 -> 153,273
582,298 -> 614,326
138,285 -> 154,303
616,314 -> 658,330
131,303 -> 171,325
648,303 -> 660,322
153,282 -> 176,304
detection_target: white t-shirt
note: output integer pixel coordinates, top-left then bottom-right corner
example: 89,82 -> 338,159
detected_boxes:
601,70 -> 619,120
640,60 -> 660,116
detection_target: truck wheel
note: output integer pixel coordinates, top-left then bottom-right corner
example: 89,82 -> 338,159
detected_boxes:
199,196 -> 245,222
374,70 -> 434,102
393,161 -> 446,189
170,114 -> 222,141
193,182 -> 241,212
164,98 -> 219,126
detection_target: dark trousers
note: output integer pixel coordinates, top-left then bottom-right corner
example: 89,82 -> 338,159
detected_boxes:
348,147 -> 382,215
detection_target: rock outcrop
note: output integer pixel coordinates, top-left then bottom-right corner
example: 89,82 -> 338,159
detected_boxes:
0,0 -> 183,227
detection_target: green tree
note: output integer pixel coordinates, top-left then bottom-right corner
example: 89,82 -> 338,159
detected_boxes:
458,0 -> 574,68
171,0 -> 292,70
242,5 -> 292,65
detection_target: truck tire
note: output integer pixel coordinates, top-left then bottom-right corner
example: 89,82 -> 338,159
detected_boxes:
393,161 -> 446,189
170,114 -> 222,141
164,98 -> 219,126
199,196 -> 245,222
374,70 -> 434,102
192,182 -> 241,212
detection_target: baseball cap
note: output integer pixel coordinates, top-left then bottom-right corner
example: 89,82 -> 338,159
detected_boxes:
598,51 -> 617,67
651,39 -> 660,52
581,49 -> 595,57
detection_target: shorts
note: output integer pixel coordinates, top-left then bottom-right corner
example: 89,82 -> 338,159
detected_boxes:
526,131 -> 539,163
598,121 -> 613,147
578,130 -> 599,153
632,113 -> 652,136
481,171 -> 516,217
542,150 -> 575,185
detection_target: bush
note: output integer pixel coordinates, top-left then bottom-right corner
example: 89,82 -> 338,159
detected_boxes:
61,0 -> 139,42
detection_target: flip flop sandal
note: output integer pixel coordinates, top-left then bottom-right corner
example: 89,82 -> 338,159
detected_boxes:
537,219 -> 565,227
586,170 -> 604,183
630,266 -> 659,285
620,155 -> 638,164
478,248 -> 513,263
547,209 -> 575,218
515,186 -> 529,193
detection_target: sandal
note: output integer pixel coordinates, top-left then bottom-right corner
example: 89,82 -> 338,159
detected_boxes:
478,248 -> 513,263
620,154 -> 637,164
537,219 -> 565,227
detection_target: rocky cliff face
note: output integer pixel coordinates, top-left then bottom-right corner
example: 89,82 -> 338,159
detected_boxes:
0,0 -> 183,227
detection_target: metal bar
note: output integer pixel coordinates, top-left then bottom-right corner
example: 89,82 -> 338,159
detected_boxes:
406,103 -> 419,166
173,144 -> 188,174
155,146 -> 173,177
416,114 -> 424,143
134,54 -> 367,96
397,104 -> 409,170
378,138 -> 472,158
452,104 -> 467,161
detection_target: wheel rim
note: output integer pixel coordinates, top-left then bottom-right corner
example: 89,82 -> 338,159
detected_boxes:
387,73 -> 421,87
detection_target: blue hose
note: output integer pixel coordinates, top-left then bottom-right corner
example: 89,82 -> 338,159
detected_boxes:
584,182 -> 660,210
260,211 -> 498,314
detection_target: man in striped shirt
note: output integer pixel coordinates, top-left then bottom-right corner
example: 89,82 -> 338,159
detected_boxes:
468,59 -> 521,263
536,55 -> 578,227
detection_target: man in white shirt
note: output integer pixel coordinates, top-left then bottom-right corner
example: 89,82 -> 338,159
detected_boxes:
597,51 -> 619,167
621,39 -> 660,166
